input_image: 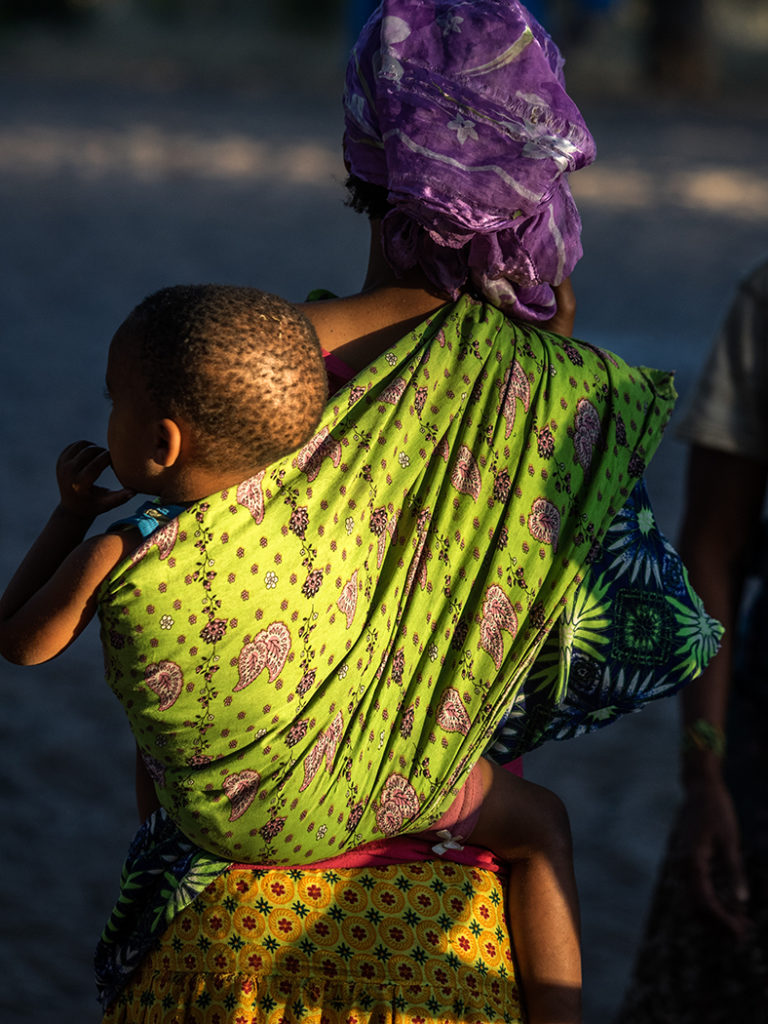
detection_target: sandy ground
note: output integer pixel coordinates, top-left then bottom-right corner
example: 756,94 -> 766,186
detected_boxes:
1,11 -> 767,1023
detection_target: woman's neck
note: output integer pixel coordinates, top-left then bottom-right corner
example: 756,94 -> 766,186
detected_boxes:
359,219 -> 441,296
297,220 -> 450,372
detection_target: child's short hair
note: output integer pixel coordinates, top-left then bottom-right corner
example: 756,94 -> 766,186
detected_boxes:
118,284 -> 328,471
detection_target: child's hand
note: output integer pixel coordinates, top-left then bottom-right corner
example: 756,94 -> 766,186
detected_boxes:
56,441 -> 135,520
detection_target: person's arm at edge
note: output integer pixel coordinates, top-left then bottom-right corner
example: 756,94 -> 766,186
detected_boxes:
676,442 -> 767,933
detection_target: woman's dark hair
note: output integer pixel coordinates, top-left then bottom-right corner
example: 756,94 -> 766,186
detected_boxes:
344,174 -> 392,220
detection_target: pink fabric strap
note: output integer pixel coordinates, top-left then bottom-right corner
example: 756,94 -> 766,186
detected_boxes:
232,758 -> 522,872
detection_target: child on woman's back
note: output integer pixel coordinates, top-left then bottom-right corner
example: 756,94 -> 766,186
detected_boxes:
0,283 -> 581,1024
0,285 -> 329,668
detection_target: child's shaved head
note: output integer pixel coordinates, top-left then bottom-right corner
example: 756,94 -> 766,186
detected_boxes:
115,284 -> 328,472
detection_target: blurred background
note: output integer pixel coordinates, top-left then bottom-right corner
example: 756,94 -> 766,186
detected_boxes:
0,1 -> 767,1022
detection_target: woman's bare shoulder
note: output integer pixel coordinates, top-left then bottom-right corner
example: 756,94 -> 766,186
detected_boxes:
298,289 -> 449,372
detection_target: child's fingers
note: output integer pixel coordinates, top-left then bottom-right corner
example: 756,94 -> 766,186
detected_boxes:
56,443 -> 118,519
93,486 -> 136,513
58,439 -> 102,464
60,443 -> 110,484
76,447 -> 112,482
56,442 -> 133,514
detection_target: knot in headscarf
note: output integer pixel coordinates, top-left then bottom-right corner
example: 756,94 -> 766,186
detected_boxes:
343,0 -> 596,321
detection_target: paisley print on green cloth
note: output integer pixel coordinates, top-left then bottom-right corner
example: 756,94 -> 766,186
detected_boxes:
98,294 -> 680,865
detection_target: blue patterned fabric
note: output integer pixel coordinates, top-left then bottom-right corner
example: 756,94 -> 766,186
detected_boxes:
107,499 -> 190,539
94,809 -> 227,1008
487,479 -> 721,761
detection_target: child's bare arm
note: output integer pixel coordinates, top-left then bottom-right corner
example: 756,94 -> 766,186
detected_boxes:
468,758 -> 581,1024
0,441 -> 136,665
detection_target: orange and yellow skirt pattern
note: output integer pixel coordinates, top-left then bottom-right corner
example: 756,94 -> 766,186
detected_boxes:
102,860 -> 522,1024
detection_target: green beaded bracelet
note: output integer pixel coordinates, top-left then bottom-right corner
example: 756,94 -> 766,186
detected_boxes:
682,718 -> 726,759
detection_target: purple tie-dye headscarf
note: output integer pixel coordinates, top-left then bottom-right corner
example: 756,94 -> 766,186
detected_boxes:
343,0 -> 596,321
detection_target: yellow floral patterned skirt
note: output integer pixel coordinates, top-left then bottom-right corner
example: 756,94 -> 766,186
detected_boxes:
102,860 -> 523,1024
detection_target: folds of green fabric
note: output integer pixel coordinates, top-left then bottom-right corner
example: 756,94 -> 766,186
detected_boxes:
98,294 -> 676,864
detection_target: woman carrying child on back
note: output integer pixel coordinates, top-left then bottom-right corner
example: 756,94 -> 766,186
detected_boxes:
0,3 -> 722,1023
1,281 -> 585,1024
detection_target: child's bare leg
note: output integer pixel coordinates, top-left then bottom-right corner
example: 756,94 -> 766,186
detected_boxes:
467,758 -> 582,1024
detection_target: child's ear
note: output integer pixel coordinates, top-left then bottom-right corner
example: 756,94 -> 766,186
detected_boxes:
153,418 -> 183,468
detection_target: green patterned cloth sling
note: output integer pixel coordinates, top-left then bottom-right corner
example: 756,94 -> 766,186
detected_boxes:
98,294 -> 686,864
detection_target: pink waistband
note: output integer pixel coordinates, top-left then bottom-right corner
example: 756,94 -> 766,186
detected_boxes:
232,758 -> 522,873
